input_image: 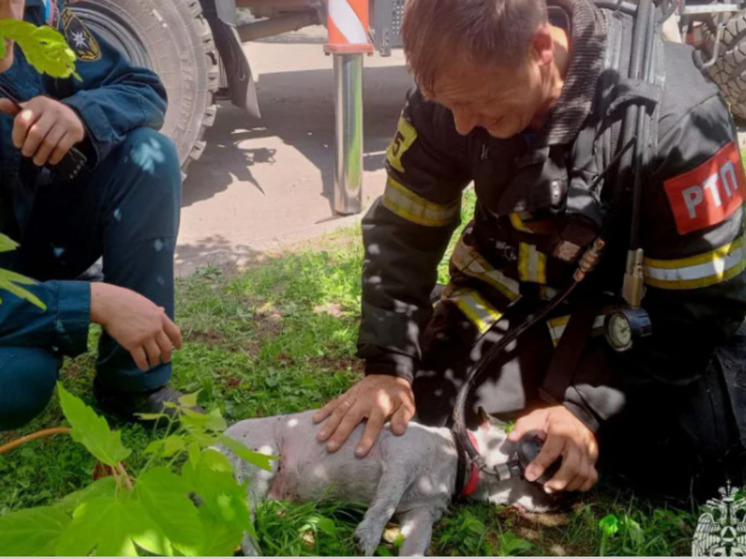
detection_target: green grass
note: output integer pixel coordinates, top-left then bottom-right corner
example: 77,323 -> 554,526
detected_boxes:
0,189 -> 703,556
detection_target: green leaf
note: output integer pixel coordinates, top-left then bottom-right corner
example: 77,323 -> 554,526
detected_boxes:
218,434 -> 275,471
182,448 -> 237,496
180,449 -> 251,555
163,434 -> 187,457
55,493 -> 170,557
180,407 -> 227,433
301,515 -> 337,537
178,391 -> 200,408
57,383 -> 131,466
377,545 -> 394,556
54,477 -> 116,513
0,19 -> 77,79
0,506 -> 71,555
187,442 -> 202,465
498,531 -> 532,556
599,514 -> 620,537
135,412 -> 170,421
144,439 -> 165,456
0,233 -> 19,253
135,467 -> 203,555
127,499 -> 174,557
622,516 -> 644,550
182,449 -> 249,518
142,434 -> 188,460
195,504 -> 245,556
0,268 -> 46,309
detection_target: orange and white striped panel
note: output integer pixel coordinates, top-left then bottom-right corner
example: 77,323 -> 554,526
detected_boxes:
326,0 -> 374,54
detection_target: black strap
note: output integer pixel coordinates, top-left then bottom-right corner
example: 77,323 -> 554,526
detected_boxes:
453,431 -> 467,498
539,297 -> 601,404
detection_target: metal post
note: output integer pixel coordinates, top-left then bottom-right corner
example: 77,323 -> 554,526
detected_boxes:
325,0 -> 373,216
333,53 -> 364,215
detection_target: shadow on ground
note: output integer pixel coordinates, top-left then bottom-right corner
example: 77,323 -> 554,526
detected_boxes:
175,234 -> 267,276
182,64 -> 412,211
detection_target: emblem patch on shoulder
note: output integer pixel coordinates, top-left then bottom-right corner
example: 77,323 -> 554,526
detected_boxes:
59,8 -> 101,62
664,142 -> 746,235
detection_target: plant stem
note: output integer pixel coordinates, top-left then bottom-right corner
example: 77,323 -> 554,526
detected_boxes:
116,462 -> 133,490
0,427 -> 71,454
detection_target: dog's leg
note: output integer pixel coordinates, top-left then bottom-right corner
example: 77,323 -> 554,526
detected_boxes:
354,467 -> 412,556
397,507 -> 438,556
219,438 -> 280,557
233,447 -> 279,556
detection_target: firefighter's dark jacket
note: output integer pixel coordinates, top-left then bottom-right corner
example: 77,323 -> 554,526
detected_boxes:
357,0 -> 746,431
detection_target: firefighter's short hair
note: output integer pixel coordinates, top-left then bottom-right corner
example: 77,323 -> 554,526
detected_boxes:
401,0 -> 548,92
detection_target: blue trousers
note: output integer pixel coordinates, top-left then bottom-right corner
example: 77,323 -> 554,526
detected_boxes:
0,128 -> 181,430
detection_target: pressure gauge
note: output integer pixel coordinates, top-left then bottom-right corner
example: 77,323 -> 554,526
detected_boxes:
604,308 -> 652,352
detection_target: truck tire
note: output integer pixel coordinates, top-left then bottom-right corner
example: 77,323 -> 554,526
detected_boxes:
71,0 -> 219,174
702,10 -> 746,121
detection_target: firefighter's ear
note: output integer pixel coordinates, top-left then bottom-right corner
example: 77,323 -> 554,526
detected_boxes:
531,23 -> 555,66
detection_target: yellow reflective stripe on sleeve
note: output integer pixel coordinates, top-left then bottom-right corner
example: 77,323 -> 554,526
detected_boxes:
386,116 -> 418,173
518,243 -> 547,284
547,315 -> 606,347
451,238 -> 521,301
449,288 -> 503,334
509,212 -> 533,233
643,235 -> 746,290
382,178 -> 461,227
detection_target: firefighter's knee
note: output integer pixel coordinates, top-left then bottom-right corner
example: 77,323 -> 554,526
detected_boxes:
0,347 -> 61,431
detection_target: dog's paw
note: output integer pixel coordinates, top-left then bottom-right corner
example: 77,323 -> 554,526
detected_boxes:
354,522 -> 383,556
513,484 -> 563,513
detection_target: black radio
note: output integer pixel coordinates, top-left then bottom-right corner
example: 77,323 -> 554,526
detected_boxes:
0,83 -> 89,182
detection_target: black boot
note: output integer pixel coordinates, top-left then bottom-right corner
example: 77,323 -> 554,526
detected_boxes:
92,378 -> 204,425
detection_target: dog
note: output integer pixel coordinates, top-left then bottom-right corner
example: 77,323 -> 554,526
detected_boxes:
221,410 -> 557,556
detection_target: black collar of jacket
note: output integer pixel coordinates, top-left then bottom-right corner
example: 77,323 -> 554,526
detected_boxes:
540,0 -> 610,147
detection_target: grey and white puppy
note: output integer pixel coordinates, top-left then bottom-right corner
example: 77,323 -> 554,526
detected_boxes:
222,410 -> 556,556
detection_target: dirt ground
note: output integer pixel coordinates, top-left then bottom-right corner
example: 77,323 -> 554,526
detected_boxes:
175,27 -> 411,276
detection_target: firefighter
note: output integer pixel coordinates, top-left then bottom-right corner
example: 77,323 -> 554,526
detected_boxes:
315,0 -> 746,497
0,0 -> 188,430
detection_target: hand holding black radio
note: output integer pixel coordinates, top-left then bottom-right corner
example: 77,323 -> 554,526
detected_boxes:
0,87 -> 88,181
508,405 -> 599,493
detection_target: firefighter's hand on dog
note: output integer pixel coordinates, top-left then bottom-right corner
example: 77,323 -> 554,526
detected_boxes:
313,375 -> 416,458
509,405 -> 599,493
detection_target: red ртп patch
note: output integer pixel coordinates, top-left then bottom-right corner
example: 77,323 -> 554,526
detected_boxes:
664,142 -> 746,235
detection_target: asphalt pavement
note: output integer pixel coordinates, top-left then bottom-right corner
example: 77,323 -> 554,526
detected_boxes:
175,26 -> 411,276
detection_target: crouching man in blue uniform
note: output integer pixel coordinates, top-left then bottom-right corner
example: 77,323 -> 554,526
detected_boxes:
0,0 -> 188,429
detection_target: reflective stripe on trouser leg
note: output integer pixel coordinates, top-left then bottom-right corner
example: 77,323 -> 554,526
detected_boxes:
518,243 -> 547,283
447,287 -> 503,334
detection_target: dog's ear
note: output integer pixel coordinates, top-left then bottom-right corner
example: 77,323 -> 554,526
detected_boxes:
477,407 -> 492,430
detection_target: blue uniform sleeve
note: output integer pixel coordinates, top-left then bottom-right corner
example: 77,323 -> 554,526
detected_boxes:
0,279 -> 90,357
43,6 -> 168,165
